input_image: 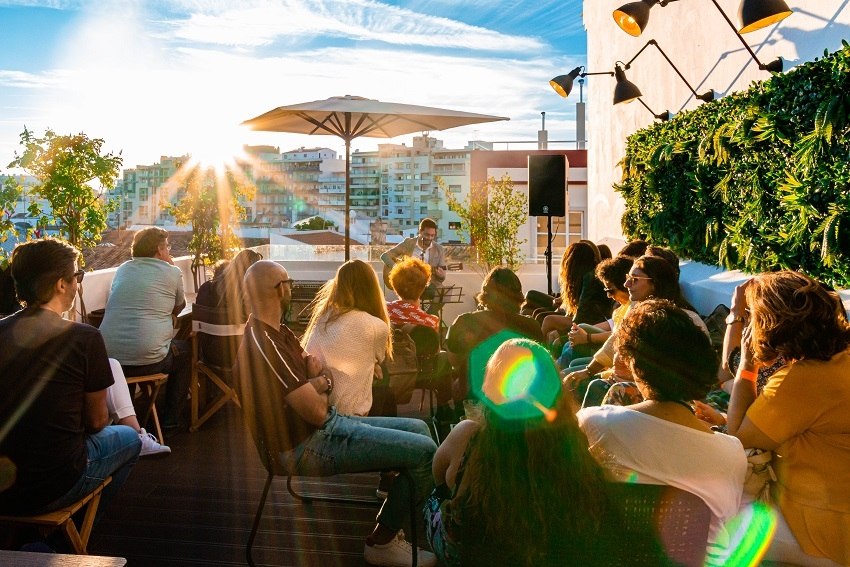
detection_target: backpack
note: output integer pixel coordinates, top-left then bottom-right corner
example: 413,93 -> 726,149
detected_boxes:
384,327 -> 420,404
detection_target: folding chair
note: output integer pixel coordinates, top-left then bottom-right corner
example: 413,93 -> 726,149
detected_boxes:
189,303 -> 244,432
125,373 -> 168,444
608,483 -> 712,567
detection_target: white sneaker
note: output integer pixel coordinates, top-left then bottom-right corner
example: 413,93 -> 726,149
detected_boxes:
139,428 -> 171,457
364,530 -> 437,567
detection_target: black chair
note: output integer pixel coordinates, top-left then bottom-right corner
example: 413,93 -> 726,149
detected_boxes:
243,403 -> 420,566
608,483 -> 712,567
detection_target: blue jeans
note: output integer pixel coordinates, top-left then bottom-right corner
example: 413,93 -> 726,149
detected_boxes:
123,339 -> 191,427
39,425 -> 141,513
279,408 -> 437,531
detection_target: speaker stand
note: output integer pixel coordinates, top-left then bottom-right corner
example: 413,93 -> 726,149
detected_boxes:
545,215 -> 554,296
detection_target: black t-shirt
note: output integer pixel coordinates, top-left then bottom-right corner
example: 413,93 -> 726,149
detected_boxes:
0,308 -> 113,513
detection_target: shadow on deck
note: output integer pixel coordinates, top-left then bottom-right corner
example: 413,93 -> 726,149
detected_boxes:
90,398 -> 432,566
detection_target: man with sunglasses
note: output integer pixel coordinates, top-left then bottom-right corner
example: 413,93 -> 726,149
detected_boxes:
100,227 -> 190,431
0,238 -> 141,519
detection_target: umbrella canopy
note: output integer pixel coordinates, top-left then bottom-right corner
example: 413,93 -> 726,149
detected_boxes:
242,95 -> 508,259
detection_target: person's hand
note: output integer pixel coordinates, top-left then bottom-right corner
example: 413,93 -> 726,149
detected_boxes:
304,353 -> 323,379
552,297 -> 563,309
693,400 -> 726,426
730,279 -> 751,319
434,266 -> 446,280
568,324 -> 588,345
612,353 -> 632,381
562,368 -> 590,391
547,329 -> 562,346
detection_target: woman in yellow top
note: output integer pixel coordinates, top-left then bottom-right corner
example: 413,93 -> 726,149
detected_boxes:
727,271 -> 850,566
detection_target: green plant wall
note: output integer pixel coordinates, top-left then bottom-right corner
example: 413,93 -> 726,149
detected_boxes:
616,41 -> 850,288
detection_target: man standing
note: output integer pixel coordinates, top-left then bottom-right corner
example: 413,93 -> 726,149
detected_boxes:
381,218 -> 446,299
99,227 -> 190,430
235,260 -> 437,567
0,239 -> 141,517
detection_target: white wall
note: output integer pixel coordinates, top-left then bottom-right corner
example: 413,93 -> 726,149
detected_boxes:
583,1 -> 850,243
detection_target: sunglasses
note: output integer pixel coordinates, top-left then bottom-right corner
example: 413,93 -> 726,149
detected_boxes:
625,274 -> 653,284
73,270 -> 85,283
276,278 -> 295,289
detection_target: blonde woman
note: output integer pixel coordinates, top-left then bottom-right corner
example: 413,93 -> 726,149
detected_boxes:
302,260 -> 392,416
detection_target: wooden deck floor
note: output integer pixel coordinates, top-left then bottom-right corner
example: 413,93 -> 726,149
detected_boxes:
89,399 -> 432,566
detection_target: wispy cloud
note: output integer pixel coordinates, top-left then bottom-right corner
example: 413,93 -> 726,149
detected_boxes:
0,70 -> 64,88
164,0 -> 544,51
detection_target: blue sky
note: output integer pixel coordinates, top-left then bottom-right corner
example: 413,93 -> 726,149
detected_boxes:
0,0 -> 587,171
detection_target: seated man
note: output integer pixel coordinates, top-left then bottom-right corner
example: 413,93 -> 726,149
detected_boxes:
381,218 -> 446,303
0,239 -> 141,519
235,260 -> 437,567
99,227 -> 190,430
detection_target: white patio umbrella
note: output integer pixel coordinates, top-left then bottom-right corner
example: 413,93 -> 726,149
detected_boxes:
242,95 -> 508,260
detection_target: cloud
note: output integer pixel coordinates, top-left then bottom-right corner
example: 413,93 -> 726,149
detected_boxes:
0,70 -> 64,88
164,0 -> 545,51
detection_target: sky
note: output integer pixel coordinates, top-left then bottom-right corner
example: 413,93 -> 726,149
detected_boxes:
0,0 -> 588,172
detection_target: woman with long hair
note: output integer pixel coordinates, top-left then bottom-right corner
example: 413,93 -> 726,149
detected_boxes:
726,271 -> 850,566
196,248 -> 263,319
578,300 -> 746,563
541,241 -> 612,341
428,338 -> 639,566
302,259 -> 392,416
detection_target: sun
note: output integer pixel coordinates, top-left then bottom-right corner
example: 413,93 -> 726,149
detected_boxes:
184,123 -> 250,173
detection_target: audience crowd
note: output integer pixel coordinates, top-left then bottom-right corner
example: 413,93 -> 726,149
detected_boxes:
1,233 -> 848,567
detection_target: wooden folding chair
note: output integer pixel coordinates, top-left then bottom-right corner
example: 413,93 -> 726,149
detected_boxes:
0,476 -> 112,554
125,373 -> 168,445
190,303 -> 245,432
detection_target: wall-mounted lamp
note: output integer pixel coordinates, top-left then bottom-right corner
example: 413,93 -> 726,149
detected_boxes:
549,66 -> 615,99
612,0 -> 791,72
618,39 -> 716,103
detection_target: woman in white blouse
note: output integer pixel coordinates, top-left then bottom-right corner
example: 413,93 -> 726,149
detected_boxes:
577,299 -> 746,564
302,260 -> 392,416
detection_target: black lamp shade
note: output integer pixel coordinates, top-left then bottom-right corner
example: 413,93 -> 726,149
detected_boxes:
613,0 -> 656,37
549,67 -> 583,98
739,0 -> 792,33
613,66 -> 643,104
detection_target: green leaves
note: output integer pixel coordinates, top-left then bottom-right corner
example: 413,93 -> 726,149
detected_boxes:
438,174 -> 527,272
615,43 -> 850,288
8,127 -> 123,252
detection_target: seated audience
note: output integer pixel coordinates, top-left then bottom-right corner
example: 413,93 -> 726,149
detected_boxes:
540,241 -> 612,340
559,255 -> 633,367
428,338 -> 646,566
302,260 -> 392,417
0,239 -> 141,521
725,271 -> 850,567
563,255 -> 708,406
577,299 -> 746,562
446,267 -> 544,402
0,262 -> 21,315
235,260 -> 437,567
386,257 -> 439,331
99,227 -> 190,430
195,248 -> 262,368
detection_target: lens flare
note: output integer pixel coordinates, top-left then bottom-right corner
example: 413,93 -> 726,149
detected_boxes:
710,501 -> 777,567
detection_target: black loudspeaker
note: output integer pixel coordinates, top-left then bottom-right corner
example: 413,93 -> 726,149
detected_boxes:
528,154 -> 566,217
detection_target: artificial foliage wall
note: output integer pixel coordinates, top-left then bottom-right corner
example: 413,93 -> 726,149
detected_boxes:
616,41 -> 850,288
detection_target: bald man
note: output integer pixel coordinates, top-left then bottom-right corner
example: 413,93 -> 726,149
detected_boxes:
235,261 -> 437,567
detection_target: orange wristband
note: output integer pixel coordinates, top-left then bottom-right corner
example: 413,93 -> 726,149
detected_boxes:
739,369 -> 758,383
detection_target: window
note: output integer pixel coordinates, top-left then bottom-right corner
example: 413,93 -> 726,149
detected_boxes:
449,221 -> 461,230
449,184 -> 462,193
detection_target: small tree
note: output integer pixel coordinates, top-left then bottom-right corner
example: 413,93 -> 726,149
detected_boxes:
166,164 -> 254,289
0,176 -> 25,265
294,216 -> 336,231
439,174 -> 527,272
7,127 -> 122,251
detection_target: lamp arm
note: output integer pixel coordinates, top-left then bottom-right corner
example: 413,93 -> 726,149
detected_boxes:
707,0 -> 770,70
624,39 -> 714,102
581,71 -> 616,78
637,98 -> 672,121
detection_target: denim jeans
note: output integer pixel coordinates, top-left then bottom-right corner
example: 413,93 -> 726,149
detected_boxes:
279,408 -> 437,531
122,339 -> 191,427
39,425 -> 141,513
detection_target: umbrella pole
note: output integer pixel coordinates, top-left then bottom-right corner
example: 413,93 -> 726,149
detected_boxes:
344,136 -> 351,261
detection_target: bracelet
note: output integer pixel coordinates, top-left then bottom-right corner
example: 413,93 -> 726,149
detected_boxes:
739,369 -> 758,383
325,375 -> 334,394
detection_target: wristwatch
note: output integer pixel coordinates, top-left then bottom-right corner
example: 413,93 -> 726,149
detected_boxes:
725,312 -> 745,325
325,375 -> 334,394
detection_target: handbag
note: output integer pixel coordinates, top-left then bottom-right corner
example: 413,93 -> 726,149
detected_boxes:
743,448 -> 776,502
